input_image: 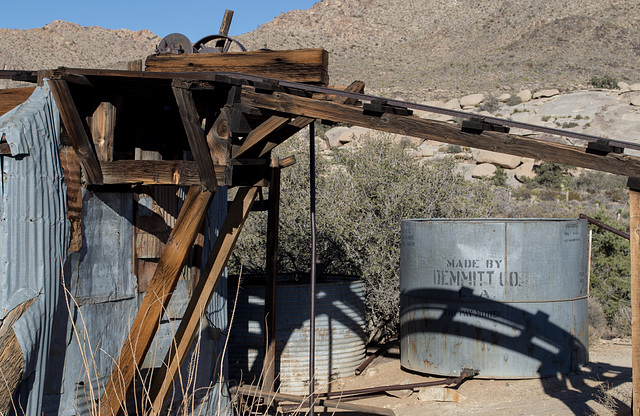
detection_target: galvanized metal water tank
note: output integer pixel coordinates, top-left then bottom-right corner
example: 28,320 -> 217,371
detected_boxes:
229,275 -> 366,394
400,219 -> 589,378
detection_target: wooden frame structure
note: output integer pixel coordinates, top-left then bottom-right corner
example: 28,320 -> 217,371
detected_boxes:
3,45 -> 640,414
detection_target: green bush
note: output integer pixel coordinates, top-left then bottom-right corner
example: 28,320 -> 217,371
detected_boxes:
589,75 -> 618,89
506,94 -> 522,106
491,166 -> 508,187
231,131 -> 498,341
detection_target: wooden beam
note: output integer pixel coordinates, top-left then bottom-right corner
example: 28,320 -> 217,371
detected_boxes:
234,81 -> 365,159
0,87 -> 35,117
47,79 -> 104,185
216,9 -> 234,52
172,80 -> 219,191
145,49 -> 329,85
631,188 -> 640,416
101,160 -> 204,186
263,160 -> 281,391
59,146 -> 83,252
99,187 -> 213,416
148,186 -> 258,415
241,87 -> 640,177
88,100 -> 116,162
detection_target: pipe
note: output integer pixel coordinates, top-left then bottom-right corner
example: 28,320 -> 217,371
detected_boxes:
308,122 -> 317,414
355,333 -> 399,375
579,213 -> 629,240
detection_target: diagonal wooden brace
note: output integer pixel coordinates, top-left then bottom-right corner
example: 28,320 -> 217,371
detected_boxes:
147,186 -> 259,415
98,186 -> 213,416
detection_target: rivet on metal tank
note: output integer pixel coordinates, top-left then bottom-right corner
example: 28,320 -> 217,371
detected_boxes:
400,219 -> 589,378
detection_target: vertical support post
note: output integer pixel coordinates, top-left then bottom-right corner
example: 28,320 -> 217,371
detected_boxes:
217,10 -> 234,52
263,158 -> 282,392
308,123 -> 317,415
631,187 -> 640,416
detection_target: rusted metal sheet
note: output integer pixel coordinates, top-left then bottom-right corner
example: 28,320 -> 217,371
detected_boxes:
229,275 -> 366,394
400,219 -> 589,378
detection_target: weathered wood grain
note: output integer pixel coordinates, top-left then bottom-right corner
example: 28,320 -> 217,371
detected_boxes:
241,87 -> 640,177
99,187 -> 213,416
148,186 -> 258,415
145,49 -> 329,85
0,87 -> 35,117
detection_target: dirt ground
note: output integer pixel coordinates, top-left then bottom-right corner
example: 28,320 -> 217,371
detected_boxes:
313,338 -> 632,416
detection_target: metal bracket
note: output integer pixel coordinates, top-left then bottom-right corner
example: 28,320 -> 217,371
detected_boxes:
363,100 -> 413,116
586,139 -> 624,156
461,117 -> 510,134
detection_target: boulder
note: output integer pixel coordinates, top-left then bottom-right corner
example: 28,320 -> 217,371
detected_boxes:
415,141 -> 439,157
444,98 -> 461,109
391,134 -> 424,147
630,96 -> 640,106
497,93 -> 512,102
459,93 -> 485,107
474,150 -> 522,169
630,83 -> 640,92
618,82 -> 631,92
337,126 -> 371,144
324,126 -> 350,148
533,89 -> 560,99
472,163 -> 497,178
514,161 -> 536,182
516,90 -> 532,103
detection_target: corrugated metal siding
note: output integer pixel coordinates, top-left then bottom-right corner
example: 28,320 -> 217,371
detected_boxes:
0,85 -> 68,416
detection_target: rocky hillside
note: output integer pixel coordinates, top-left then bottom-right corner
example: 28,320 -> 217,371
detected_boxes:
238,0 -> 640,99
0,20 -> 159,72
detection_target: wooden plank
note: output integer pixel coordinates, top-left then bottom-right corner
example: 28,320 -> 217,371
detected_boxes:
241,87 -> 640,177
217,9 -> 234,52
233,81 -> 364,159
0,87 -> 35,117
631,188 -> 640,416
59,146 -> 83,252
47,79 -> 103,185
263,160 -> 281,391
145,49 -> 329,85
231,385 -> 396,416
172,80 -> 219,191
88,100 -> 116,161
98,187 -> 213,416
148,186 -> 259,415
101,160 -> 204,185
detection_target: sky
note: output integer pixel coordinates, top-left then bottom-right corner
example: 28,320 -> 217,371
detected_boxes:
0,0 -> 319,42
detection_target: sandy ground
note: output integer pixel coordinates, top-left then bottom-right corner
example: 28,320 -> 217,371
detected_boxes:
306,338 -> 632,416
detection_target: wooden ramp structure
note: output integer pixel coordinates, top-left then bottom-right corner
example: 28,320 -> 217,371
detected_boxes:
3,43 -> 640,415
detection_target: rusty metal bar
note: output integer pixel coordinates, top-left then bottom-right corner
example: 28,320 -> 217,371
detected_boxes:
323,370 -> 473,400
579,213 -> 630,240
308,122 -> 317,415
355,333 -> 399,375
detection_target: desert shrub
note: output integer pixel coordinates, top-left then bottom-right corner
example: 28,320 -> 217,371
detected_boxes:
589,75 -> 618,89
231,130 -> 498,341
506,94 -> 522,106
491,166 -> 507,187
532,161 -> 574,189
479,95 -> 500,113
446,144 -> 462,153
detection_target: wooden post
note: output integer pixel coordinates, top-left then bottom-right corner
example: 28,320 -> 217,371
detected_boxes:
148,186 -> 258,415
631,187 -> 640,416
216,10 -> 234,52
263,158 -> 282,392
99,187 -> 213,416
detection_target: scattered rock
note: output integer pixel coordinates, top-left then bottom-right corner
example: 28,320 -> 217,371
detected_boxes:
533,89 -> 560,99
517,90 -> 532,103
472,163 -> 497,178
415,141 -> 439,157
618,82 -> 631,92
337,126 -> 371,144
417,387 -> 467,403
474,150 -> 522,169
514,161 -> 536,182
630,83 -> 640,92
444,98 -> 461,109
630,96 -> 640,106
459,93 -> 485,107
324,126 -> 351,148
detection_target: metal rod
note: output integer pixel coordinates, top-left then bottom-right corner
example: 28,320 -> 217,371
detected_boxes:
355,333 -> 399,375
308,122 -> 317,414
630,189 -> 640,416
323,371 -> 471,399
579,213 -> 630,240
